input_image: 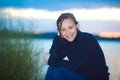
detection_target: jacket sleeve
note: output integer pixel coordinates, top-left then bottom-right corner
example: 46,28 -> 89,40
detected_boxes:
48,35 -> 67,66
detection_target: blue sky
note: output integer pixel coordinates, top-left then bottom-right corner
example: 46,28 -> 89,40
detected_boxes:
0,0 -> 120,10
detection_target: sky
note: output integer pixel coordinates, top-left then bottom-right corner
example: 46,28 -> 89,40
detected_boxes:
0,0 -> 120,35
0,0 -> 120,10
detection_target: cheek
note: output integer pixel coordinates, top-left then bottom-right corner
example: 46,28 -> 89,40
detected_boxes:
74,27 -> 78,32
71,28 -> 77,33
60,31 -> 66,38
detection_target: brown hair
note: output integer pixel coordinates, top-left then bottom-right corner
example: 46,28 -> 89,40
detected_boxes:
56,13 -> 78,36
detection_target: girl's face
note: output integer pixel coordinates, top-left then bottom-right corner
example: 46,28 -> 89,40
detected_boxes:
60,19 -> 78,42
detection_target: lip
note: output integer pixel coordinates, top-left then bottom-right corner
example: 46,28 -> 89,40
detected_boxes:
66,34 -> 73,39
65,34 -> 75,41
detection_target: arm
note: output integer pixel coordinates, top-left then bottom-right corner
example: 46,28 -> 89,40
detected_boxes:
43,35 -> 63,63
48,35 -> 67,66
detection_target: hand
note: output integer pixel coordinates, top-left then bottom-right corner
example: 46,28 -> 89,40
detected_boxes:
43,53 -> 50,63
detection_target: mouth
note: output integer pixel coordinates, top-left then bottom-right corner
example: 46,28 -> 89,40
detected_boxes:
65,34 -> 74,41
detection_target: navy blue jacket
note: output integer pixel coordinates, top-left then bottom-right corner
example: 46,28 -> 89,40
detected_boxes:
48,30 -> 109,80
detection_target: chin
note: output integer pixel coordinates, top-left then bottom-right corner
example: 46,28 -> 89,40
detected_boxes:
67,39 -> 74,42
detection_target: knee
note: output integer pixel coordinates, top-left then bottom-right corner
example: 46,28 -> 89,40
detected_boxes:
53,67 -> 65,80
54,67 -> 63,74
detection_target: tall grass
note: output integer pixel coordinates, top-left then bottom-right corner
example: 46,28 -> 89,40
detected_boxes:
0,11 -> 44,80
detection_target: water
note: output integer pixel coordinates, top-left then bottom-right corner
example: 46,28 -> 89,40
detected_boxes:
33,39 -> 120,80
99,40 -> 120,80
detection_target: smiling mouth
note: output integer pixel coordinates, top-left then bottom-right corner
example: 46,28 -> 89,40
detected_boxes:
66,34 -> 74,39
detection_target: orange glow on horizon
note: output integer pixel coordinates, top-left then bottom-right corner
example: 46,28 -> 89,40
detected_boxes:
32,30 -> 41,34
98,32 -> 120,38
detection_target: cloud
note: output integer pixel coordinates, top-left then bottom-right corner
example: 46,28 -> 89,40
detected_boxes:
1,7 -> 120,21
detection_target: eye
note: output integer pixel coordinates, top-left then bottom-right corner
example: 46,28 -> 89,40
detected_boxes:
61,29 -> 65,32
69,26 -> 74,29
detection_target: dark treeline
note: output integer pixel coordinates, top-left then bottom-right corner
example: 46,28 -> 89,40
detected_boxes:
1,30 -> 120,41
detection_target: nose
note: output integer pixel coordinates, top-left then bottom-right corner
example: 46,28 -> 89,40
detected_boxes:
65,29 -> 70,35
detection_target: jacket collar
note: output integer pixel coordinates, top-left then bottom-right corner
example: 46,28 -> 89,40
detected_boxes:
62,29 -> 82,45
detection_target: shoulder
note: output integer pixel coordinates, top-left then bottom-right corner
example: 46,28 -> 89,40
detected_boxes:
54,35 -> 61,40
52,35 -> 63,45
79,31 -> 99,45
53,35 -> 61,42
81,32 -> 95,40
81,32 -> 100,46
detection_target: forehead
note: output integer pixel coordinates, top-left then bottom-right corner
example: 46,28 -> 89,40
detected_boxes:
61,19 -> 75,26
